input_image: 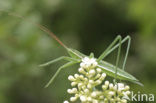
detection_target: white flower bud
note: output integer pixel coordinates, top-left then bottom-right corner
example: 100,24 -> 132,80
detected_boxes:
84,89 -> 89,94
99,95 -> 104,99
101,73 -> 106,78
110,98 -> 115,102
82,57 -> 89,62
121,99 -> 127,103
80,96 -> 87,102
89,69 -> 96,75
118,89 -> 122,94
79,75 -> 84,79
118,83 -> 125,91
87,97 -> 92,101
78,68 -> 85,73
84,77 -> 88,81
68,75 -> 75,81
80,63 -> 85,68
67,89 -> 72,94
90,58 -> 96,63
126,91 -> 131,95
89,80 -> 94,84
82,85 -> 86,90
93,100 -> 98,103
70,96 -> 77,102
125,86 -> 130,90
105,81 -> 109,86
109,91 -> 115,96
72,88 -> 77,93
99,73 -> 106,80
96,68 -> 102,73
71,82 -> 77,86
87,83 -> 92,89
74,74 -> 79,78
102,85 -> 107,90
113,85 -> 117,91
93,62 -> 98,67
96,80 -> 102,84
94,73 -> 101,79
117,97 -> 121,101
63,100 -> 69,103
91,92 -> 97,97
109,83 -> 114,89
78,83 -> 83,88
104,98 -> 108,102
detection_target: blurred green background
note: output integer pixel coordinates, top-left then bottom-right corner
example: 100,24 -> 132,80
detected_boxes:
0,0 -> 156,103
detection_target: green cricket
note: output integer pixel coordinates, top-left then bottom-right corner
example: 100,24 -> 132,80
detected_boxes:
0,10 -> 143,88
37,25 -> 143,88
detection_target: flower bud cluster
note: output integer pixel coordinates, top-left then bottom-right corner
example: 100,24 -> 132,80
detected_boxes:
64,57 -> 131,103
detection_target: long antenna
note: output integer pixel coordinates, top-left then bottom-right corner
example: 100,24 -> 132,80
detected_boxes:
0,10 -> 67,49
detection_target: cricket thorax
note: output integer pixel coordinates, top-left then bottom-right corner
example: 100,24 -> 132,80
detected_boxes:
80,57 -> 98,69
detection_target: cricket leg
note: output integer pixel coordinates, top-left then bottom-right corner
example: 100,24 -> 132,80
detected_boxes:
114,36 -> 122,84
39,56 -> 78,67
105,36 -> 131,70
45,61 -> 76,88
97,35 -> 122,62
122,36 -> 131,70
96,35 -> 122,83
